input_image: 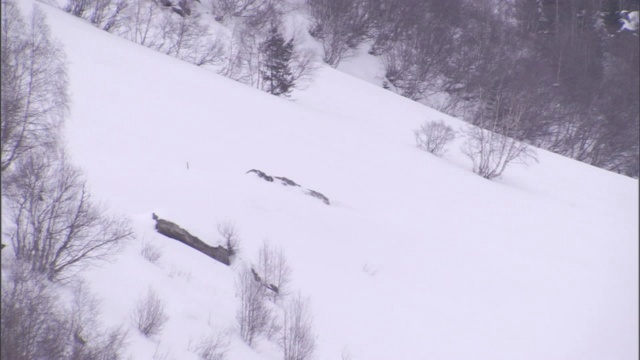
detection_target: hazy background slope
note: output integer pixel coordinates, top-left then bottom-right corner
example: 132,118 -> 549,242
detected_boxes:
28,2 -> 640,359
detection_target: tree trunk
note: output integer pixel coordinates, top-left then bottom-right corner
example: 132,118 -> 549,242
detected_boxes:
152,214 -> 230,266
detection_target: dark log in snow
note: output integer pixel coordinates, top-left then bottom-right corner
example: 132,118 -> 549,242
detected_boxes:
152,213 -> 230,266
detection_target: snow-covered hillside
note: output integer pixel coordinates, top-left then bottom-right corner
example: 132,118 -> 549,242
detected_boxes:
13,2 -> 639,360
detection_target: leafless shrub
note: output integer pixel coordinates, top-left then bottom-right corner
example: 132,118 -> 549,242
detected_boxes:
217,31 -> 245,79
462,88 -> 538,179
221,26 -> 266,86
64,0 -> 91,18
461,125 -> 537,179
414,120 -> 456,156
0,260 -> 70,360
288,37 -> 319,91
381,35 -> 449,101
0,259 -> 129,360
68,281 -> 130,360
68,280 -> 100,356
189,331 -> 231,360
1,3 -> 67,176
87,325 -> 129,360
280,294 -> 316,360
140,240 -> 163,264
256,240 -> 291,301
118,0 -> 160,46
155,12 -> 227,66
4,149 -> 134,282
217,221 -> 240,259
236,267 -> 272,345
131,288 -> 169,337
306,0 -> 372,66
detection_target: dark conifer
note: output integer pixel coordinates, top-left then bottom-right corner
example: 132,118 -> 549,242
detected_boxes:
260,26 -> 295,97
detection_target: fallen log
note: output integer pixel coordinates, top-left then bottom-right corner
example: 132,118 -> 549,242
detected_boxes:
152,213 -> 230,266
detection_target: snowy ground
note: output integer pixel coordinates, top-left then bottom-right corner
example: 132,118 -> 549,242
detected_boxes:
12,2 -> 639,360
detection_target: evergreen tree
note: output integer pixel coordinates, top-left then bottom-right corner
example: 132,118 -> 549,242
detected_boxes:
260,26 -> 295,97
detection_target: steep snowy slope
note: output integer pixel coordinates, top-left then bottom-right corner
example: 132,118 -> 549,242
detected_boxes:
26,3 -> 640,360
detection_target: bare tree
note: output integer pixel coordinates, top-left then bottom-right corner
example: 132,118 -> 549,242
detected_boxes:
236,267 -> 272,345
68,280 -> 130,360
217,221 -> 240,259
131,288 -> 169,337
280,294 -> 316,360
1,3 -> 68,175
414,120 -> 456,156
121,3 -> 227,67
156,12 -> 226,66
64,0 -> 92,18
306,0 -> 372,66
118,0 -> 160,46
0,260 -> 71,360
3,149 -> 134,282
380,11 -> 456,100
64,0 -> 129,33
1,259 -> 129,360
256,240 -> 291,301
287,34 -> 318,92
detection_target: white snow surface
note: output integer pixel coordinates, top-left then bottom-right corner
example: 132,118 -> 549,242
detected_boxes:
17,3 -> 639,360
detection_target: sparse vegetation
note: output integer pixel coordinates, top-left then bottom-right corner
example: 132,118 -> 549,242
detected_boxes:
4,149 -> 134,282
1,259 -> 129,360
2,3 -> 133,283
132,288 -> 169,337
256,240 -> 292,301
141,240 -> 163,264
236,266 -> 273,346
190,331 -> 231,360
1,3 -> 67,175
280,294 -> 316,360
414,120 -> 456,156
461,124 -> 537,179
